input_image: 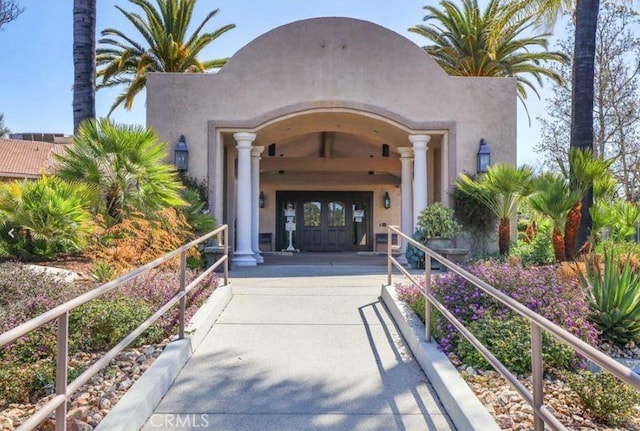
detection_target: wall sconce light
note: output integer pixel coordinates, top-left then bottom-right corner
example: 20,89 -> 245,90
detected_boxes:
477,138 -> 491,173
383,192 -> 391,209
259,191 -> 266,208
174,135 -> 189,172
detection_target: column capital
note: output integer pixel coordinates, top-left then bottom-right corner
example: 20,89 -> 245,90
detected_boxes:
408,134 -> 431,150
398,146 -> 413,159
234,131 -> 257,148
251,146 -> 264,157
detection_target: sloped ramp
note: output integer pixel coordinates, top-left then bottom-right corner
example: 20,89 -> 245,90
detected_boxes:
141,271 -> 454,431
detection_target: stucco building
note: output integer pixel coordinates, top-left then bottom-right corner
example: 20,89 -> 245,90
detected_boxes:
147,17 -> 516,266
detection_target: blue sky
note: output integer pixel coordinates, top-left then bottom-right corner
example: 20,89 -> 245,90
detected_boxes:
0,0 -> 566,166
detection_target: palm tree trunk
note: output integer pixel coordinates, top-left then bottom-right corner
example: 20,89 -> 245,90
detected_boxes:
498,218 -> 510,255
570,0 -> 600,251
564,202 -> 581,260
73,0 -> 96,133
552,227 -> 566,262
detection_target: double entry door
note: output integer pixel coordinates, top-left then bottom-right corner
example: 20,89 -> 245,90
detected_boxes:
276,191 -> 372,252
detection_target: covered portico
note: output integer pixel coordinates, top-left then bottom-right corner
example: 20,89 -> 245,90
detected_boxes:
146,17 -> 516,266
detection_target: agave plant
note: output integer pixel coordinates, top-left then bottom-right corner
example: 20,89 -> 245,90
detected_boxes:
578,247 -> 640,345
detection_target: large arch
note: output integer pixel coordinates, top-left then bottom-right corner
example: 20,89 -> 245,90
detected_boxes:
147,17 -> 516,263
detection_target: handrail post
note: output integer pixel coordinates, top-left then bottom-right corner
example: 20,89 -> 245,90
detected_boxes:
531,322 -> 544,431
387,227 -> 392,286
178,251 -> 186,339
56,312 -> 68,431
424,259 -> 432,342
223,225 -> 229,285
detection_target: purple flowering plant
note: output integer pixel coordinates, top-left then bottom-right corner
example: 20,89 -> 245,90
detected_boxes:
396,260 -> 598,370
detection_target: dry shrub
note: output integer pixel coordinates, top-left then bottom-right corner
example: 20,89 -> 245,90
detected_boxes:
90,209 -> 198,276
557,253 -> 601,283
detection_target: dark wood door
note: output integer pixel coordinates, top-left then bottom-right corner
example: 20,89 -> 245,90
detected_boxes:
277,192 -> 371,252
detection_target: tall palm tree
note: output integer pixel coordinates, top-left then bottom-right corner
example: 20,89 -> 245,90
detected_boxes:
456,163 -> 534,255
73,0 -> 96,133
529,173 -> 580,261
410,0 -> 567,116
55,118 -> 185,224
96,0 -> 235,115
504,0 -> 600,250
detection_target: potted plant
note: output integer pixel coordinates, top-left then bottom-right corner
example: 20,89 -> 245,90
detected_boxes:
406,202 -> 462,268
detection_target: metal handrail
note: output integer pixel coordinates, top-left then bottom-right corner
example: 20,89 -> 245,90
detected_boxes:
386,225 -> 640,431
0,224 -> 229,431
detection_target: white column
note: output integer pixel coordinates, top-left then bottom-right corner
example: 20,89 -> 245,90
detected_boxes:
233,132 -> 257,267
251,146 -> 264,264
409,134 -> 431,227
398,147 -> 414,264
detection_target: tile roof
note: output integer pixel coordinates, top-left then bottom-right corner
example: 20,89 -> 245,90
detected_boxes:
0,139 -> 68,178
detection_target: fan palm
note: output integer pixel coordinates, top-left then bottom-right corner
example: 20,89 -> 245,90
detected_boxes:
529,173 -> 580,261
56,118 -> 185,223
409,0 -> 567,116
0,176 -> 95,258
96,0 -> 235,115
559,147 -> 613,257
456,163 -> 534,255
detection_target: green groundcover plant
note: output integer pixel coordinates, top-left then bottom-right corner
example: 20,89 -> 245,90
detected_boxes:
0,264 -> 217,403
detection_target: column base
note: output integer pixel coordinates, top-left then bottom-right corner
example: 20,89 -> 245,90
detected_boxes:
397,254 -> 408,265
233,252 -> 257,267
254,252 -> 264,264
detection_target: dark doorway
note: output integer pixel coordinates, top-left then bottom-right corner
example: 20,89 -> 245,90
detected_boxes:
276,191 -> 373,252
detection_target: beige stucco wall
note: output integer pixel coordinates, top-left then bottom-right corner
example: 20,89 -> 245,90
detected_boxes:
146,17 -> 516,249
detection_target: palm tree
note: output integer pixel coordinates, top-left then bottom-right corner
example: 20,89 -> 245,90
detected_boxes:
55,118 -> 185,224
529,173 -> 580,261
73,0 -> 96,133
409,0 -> 567,117
0,175 -> 94,258
560,147 -> 612,257
456,163 -> 534,255
504,0 -> 601,249
96,0 -> 235,115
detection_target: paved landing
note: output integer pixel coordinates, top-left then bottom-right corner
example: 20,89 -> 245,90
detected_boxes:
142,268 -> 454,431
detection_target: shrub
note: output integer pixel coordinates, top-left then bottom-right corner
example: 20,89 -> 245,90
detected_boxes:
0,176 -> 95,259
578,247 -> 640,345
179,187 -> 216,236
510,223 -> 555,265
406,231 -> 428,269
115,268 -> 217,335
456,314 -> 576,374
452,175 -> 496,252
70,296 -> 163,351
397,261 -> 598,371
90,208 -> 197,276
0,359 -> 55,403
416,202 -> 462,239
566,370 -> 640,425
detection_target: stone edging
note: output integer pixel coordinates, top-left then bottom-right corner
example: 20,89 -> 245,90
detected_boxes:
95,284 -> 233,431
380,284 -> 501,431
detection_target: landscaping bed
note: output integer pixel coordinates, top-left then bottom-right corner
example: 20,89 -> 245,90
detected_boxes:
395,259 -> 640,430
0,262 -> 217,430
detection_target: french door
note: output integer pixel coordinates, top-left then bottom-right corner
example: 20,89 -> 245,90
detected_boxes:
276,191 -> 372,252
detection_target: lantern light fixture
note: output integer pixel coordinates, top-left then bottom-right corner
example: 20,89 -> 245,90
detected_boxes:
174,135 -> 189,172
477,138 -> 491,173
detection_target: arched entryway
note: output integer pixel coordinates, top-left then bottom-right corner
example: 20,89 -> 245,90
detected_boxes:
219,107 -> 452,265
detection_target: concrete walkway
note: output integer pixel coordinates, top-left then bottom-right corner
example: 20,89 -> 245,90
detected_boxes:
142,265 -> 455,431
